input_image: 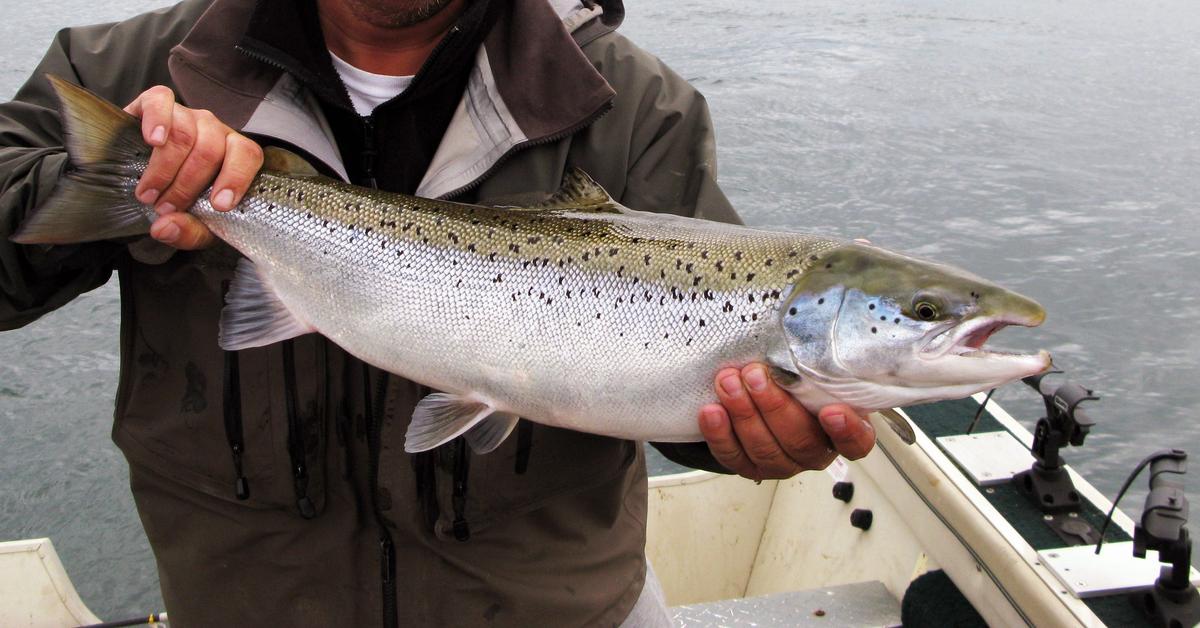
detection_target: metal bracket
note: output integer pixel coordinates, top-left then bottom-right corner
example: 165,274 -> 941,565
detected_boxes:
937,431 -> 1034,487
1039,542 -> 1200,598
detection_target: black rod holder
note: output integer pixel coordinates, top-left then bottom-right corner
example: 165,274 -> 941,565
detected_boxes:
1012,372 -> 1097,512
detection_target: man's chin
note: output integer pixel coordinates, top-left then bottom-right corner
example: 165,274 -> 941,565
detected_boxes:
345,0 -> 458,29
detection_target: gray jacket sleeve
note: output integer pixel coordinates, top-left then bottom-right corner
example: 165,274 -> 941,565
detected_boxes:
0,5 -> 196,331
0,31 -> 118,331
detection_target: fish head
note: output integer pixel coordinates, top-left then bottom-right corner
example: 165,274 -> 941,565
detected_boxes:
777,243 -> 1051,411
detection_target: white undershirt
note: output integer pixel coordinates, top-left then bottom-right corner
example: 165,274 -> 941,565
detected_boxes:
329,50 -> 414,116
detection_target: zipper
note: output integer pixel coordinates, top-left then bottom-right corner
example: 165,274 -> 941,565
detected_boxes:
283,340 -> 316,519
363,364 -> 398,627
439,99 -> 614,200
219,280 -> 250,500
361,116 -> 378,189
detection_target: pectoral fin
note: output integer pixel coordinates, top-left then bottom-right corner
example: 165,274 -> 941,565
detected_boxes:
464,413 -> 520,454
406,393 -> 513,453
218,258 -> 314,350
876,408 -> 917,445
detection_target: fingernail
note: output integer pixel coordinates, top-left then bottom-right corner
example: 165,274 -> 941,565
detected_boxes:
213,189 -> 235,210
156,202 -> 177,215
138,188 -> 159,205
701,408 -> 723,430
152,221 -> 180,243
719,375 -> 742,396
744,366 -> 767,392
149,125 -> 166,145
824,413 -> 846,434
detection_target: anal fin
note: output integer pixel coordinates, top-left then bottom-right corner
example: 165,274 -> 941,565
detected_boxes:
219,258 -> 314,350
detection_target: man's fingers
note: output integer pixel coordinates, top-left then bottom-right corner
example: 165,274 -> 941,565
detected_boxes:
698,404 -> 758,480
150,213 -> 214,250
155,111 -> 227,214
741,364 -> 836,470
819,405 -> 875,461
210,134 -> 264,211
138,104 -> 199,207
714,368 -> 801,477
124,85 -> 174,147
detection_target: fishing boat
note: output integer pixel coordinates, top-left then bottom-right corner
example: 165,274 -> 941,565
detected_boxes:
4,380 -> 1198,627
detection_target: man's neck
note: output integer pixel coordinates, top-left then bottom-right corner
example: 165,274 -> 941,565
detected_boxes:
316,0 -> 467,76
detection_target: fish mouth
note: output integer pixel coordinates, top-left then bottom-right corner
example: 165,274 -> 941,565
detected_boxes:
921,314 -> 1050,370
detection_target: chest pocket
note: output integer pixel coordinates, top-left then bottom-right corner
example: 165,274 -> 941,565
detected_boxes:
111,247 -> 329,516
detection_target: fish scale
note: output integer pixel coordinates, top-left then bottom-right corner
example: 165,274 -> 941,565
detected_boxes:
15,76 -> 1051,452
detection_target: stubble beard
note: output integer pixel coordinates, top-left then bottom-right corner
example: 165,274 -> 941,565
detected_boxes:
343,0 -> 458,28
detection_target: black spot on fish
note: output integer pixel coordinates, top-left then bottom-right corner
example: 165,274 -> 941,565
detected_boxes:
692,276 -> 702,286
818,298 -> 825,304
894,318 -> 900,324
730,272 -> 737,280
716,260 -> 725,271
765,259 -> 773,266
869,303 -> 875,310
609,248 -> 619,256
510,244 -> 521,253
685,263 -> 694,273
746,273 -> 756,281
683,314 -> 690,322
699,319 -> 706,327
643,254 -> 652,266
871,327 -> 877,333
735,251 -> 744,260
825,263 -> 832,269
528,236 -> 541,244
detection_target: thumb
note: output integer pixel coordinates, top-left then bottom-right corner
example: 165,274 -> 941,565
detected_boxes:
150,213 -> 215,250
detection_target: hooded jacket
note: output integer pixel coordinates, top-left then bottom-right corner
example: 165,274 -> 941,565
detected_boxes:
0,0 -> 740,625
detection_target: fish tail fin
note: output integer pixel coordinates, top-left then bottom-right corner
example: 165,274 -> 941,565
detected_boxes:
10,74 -> 153,245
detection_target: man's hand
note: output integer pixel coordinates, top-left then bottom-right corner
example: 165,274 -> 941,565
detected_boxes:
124,86 -> 264,250
699,363 -> 875,481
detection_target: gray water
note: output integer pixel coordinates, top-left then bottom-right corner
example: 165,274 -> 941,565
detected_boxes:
2,0 -> 1198,620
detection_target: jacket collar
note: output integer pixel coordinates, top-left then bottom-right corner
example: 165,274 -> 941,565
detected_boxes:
167,0 -> 619,195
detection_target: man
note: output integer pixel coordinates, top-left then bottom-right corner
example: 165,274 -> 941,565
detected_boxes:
0,0 -> 874,625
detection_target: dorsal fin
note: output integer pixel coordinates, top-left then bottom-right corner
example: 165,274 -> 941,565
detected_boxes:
262,146 -> 320,177
534,167 -> 623,213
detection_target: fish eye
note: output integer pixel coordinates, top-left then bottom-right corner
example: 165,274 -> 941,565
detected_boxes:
914,301 -> 939,321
